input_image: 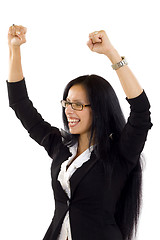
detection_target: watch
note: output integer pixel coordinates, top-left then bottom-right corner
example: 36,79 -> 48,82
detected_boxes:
111,56 -> 128,70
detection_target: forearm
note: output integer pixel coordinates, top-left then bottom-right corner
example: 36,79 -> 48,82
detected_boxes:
8,46 -> 24,82
105,48 -> 143,99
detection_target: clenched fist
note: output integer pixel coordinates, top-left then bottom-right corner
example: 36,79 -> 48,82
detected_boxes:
87,30 -> 114,56
8,24 -> 27,48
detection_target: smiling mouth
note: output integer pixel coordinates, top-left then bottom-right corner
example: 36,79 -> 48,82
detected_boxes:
68,118 -> 80,128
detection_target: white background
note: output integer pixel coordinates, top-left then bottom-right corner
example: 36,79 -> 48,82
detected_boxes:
0,0 -> 159,239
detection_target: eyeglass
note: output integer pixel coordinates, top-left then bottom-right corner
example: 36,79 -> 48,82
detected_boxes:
61,100 -> 91,111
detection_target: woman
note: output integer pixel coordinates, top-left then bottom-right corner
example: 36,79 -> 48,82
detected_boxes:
7,25 -> 152,240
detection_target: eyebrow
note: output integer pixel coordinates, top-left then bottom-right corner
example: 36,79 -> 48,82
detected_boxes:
66,98 -> 83,102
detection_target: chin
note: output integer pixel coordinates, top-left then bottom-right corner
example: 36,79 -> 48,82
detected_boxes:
69,128 -> 80,135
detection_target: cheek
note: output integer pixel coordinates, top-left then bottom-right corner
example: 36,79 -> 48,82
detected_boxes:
88,109 -> 93,124
82,110 -> 92,128
88,113 -> 93,128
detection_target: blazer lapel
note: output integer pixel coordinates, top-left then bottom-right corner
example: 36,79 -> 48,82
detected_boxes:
51,146 -> 72,200
51,147 -> 98,201
52,161 -> 71,201
69,151 -> 98,198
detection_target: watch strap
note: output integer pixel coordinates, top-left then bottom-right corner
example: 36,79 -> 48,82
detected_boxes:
111,56 -> 128,70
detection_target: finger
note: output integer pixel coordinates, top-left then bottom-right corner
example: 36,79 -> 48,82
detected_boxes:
19,25 -> 27,34
9,24 -> 27,36
87,39 -> 94,51
15,33 -> 26,42
89,36 -> 102,44
15,26 -> 26,36
15,34 -> 22,40
20,34 -> 26,44
9,25 -> 16,35
93,35 -> 102,43
90,30 -> 105,37
89,32 -> 102,44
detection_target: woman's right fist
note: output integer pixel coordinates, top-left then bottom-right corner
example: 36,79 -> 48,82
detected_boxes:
8,24 -> 27,47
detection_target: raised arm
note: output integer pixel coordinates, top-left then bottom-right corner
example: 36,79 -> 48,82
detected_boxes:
7,25 -> 62,159
87,30 -> 143,99
87,30 -> 152,172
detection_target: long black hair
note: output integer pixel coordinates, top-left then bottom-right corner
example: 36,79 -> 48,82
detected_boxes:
61,74 -> 142,240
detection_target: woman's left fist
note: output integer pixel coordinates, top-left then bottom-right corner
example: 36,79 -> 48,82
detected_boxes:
87,30 -> 114,55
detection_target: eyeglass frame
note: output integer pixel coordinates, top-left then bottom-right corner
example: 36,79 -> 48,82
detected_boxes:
61,100 -> 91,111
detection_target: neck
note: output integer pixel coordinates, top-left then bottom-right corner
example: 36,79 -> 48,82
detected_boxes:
77,133 -> 94,156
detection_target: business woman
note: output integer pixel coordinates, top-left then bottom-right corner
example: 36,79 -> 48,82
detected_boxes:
7,25 -> 152,240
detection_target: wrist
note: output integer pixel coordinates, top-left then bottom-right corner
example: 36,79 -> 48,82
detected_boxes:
104,48 -> 122,64
9,44 -> 20,51
9,46 -> 21,58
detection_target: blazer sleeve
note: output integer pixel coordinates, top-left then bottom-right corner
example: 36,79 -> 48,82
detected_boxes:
118,90 -> 153,173
7,78 -> 62,159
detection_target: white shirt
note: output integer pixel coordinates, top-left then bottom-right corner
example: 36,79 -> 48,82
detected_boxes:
57,143 -> 94,240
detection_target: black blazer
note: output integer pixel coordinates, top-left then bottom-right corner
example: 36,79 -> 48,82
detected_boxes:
7,79 -> 152,240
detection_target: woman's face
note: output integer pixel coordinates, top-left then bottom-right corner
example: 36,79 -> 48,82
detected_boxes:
65,84 -> 92,138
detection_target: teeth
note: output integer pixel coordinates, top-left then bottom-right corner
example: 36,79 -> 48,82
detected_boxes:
68,119 -> 79,123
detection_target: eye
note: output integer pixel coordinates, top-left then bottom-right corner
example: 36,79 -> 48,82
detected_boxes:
75,103 -> 82,107
72,103 -> 82,110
